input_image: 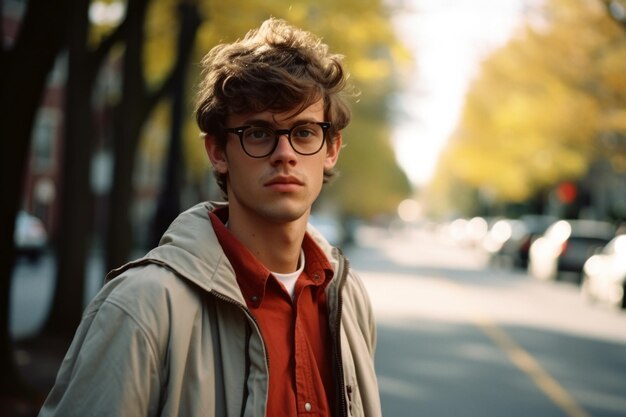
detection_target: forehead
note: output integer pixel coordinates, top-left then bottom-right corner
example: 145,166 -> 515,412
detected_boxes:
228,99 -> 325,126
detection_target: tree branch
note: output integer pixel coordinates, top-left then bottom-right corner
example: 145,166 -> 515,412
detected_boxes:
142,2 -> 202,120
87,15 -> 129,77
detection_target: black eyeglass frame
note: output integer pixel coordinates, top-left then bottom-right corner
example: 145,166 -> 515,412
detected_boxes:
224,122 -> 332,158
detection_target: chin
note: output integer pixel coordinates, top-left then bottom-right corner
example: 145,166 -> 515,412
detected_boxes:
266,208 -> 308,224
258,202 -> 311,224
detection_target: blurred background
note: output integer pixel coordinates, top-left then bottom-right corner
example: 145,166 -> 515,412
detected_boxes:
2,0 -> 626,416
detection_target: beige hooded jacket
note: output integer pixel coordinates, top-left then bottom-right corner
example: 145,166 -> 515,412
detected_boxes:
39,202 -> 381,417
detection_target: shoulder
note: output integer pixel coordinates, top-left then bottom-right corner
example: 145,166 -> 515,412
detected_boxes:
98,263 -> 205,320
105,263 -> 200,304
85,263 -> 205,348
38,265 -> 188,416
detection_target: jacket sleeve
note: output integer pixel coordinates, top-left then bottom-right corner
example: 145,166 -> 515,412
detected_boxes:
38,299 -> 162,417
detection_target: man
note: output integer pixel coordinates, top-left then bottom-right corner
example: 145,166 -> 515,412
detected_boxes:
39,18 -> 381,417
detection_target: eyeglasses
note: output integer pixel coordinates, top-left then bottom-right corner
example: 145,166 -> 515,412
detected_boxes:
225,122 -> 331,158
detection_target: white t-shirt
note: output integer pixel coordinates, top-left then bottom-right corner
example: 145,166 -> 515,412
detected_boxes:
271,250 -> 305,299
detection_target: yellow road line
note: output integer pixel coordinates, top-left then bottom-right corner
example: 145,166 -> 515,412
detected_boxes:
475,316 -> 592,417
441,280 -> 592,417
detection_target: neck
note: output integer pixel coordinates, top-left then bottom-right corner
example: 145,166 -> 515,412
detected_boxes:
227,206 -> 308,273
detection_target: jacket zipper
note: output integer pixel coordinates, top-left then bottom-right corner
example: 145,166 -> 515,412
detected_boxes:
333,251 -> 349,417
211,292 -> 269,366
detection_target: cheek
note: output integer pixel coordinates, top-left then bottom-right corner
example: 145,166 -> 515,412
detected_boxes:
227,158 -> 260,191
310,159 -> 327,187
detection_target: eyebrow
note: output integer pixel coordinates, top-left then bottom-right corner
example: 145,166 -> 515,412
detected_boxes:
241,118 -> 321,127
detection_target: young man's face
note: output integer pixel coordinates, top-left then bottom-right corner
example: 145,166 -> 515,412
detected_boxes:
205,99 -> 341,225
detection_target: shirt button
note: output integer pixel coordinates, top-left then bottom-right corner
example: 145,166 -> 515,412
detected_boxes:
304,402 -> 312,412
313,273 -> 320,281
250,295 -> 259,303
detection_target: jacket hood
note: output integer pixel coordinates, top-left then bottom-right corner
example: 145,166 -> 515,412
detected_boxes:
107,201 -> 342,303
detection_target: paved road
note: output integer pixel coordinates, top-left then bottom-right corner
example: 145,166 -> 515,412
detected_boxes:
346,227 -> 626,417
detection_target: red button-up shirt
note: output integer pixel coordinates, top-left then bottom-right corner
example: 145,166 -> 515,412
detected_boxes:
210,208 -> 336,417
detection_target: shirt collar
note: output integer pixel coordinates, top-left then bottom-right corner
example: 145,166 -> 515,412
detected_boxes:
300,231 -> 335,289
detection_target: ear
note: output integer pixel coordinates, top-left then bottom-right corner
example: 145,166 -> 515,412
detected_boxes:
204,133 -> 229,174
324,132 -> 342,170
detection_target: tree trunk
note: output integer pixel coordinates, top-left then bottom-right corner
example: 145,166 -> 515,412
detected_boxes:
42,0 -> 93,338
106,0 -> 201,271
105,0 -> 151,272
150,2 -> 202,247
38,5 -> 127,340
0,0 -> 69,394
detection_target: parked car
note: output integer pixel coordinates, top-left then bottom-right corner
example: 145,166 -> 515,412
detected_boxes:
14,211 -> 48,262
484,215 -> 556,269
483,219 -> 527,268
528,219 -> 616,283
581,234 -> 626,309
516,215 -> 558,268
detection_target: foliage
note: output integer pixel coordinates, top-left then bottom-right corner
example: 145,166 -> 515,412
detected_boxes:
429,0 -> 626,214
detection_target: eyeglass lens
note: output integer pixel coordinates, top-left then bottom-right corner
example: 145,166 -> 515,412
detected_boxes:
242,123 -> 325,157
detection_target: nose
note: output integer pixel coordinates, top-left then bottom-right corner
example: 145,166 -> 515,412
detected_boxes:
269,133 -> 297,165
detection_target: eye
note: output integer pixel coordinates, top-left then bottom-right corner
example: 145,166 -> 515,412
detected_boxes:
292,124 -> 319,140
244,127 -> 273,141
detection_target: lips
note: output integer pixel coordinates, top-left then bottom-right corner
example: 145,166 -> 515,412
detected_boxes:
264,176 -> 304,192
264,176 -> 304,186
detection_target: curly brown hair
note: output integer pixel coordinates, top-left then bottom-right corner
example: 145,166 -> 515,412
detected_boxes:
195,18 -> 352,197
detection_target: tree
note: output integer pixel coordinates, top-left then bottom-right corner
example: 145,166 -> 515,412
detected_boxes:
43,0 -> 128,339
0,0 -> 201,404
0,0 -> 70,395
105,0 -> 201,271
599,0 -> 626,171
429,0 -> 626,214
150,2 -> 203,247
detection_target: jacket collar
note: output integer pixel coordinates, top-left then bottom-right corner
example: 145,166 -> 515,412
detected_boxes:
106,201 -> 344,305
